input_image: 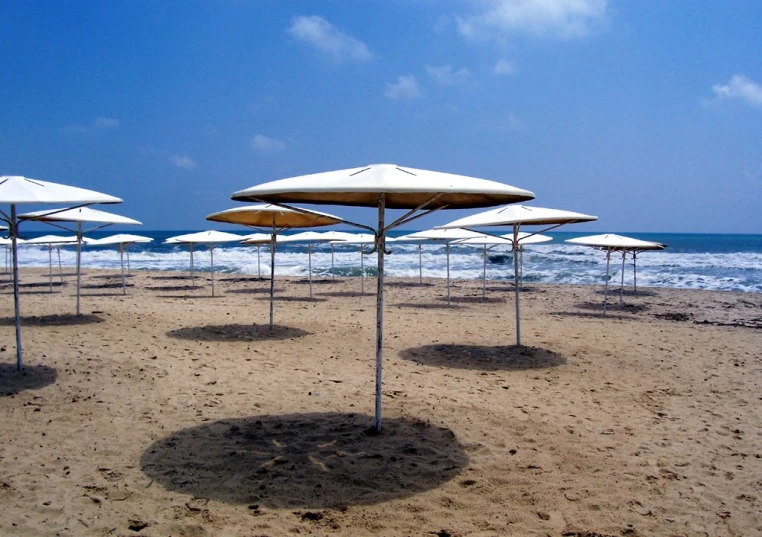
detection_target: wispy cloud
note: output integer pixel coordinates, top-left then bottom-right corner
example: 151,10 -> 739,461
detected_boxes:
63,116 -> 120,134
709,75 -> 762,109
251,134 -> 286,153
456,0 -> 608,40
493,59 -> 517,75
171,155 -> 197,170
426,65 -> 473,86
385,75 -> 421,100
288,15 -> 373,63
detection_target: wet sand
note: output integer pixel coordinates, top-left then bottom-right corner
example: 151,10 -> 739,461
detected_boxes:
0,267 -> 761,536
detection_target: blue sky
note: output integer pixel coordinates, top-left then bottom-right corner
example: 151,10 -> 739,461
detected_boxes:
2,0 -> 761,233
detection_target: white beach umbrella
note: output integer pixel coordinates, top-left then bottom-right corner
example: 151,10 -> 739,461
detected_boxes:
565,233 -> 666,313
438,205 -> 596,346
207,205 -> 343,327
403,228 -> 486,305
163,231 -> 241,297
394,233 -> 430,285
329,233 -> 379,293
315,231 -> 360,279
21,234 -> 83,292
454,232 -> 553,297
239,232 -> 272,278
19,207 -> 141,315
230,163 -> 534,431
87,234 -> 154,294
0,175 -> 121,369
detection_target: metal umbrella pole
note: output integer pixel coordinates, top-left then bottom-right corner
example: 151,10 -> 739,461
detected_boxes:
418,243 -> 422,284
48,245 -> 54,292
620,250 -> 626,306
269,219 -> 276,329
10,205 -> 23,369
331,244 -> 335,279
210,243 -> 216,297
603,248 -> 612,315
512,223 -> 521,345
75,222 -> 83,316
307,242 -> 313,299
374,194 -> 386,431
57,248 -> 63,283
360,244 -> 365,294
482,244 -> 487,298
119,243 -> 126,295
446,241 -> 451,305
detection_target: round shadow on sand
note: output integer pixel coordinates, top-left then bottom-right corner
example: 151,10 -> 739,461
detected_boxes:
400,344 -> 566,371
167,323 -> 309,342
0,363 -> 57,395
255,296 -> 328,303
0,314 -> 104,326
140,412 -> 467,509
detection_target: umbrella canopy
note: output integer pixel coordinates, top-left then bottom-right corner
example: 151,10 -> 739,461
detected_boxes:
20,207 -> 141,315
0,175 -> 122,370
21,234 -> 81,245
566,234 -> 666,312
206,204 -> 342,228
230,163 -> 535,431
438,205 -> 596,346
404,228 -> 486,305
164,231 -> 242,297
87,234 -> 154,295
207,205 -> 344,327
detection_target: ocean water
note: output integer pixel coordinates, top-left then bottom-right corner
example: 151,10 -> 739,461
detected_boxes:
9,230 -> 762,293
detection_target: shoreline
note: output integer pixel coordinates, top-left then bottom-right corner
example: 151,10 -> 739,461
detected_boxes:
1,268 -> 761,535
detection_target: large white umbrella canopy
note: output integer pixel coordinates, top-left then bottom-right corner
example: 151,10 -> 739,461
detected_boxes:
0,175 -> 122,370
207,205 -> 343,327
230,163 -> 534,431
21,234 -> 85,292
239,232 -> 272,278
454,232 -> 553,297
566,233 -> 666,312
403,228 -> 486,305
163,231 -> 241,297
19,207 -> 141,315
438,205 -> 597,346
87,234 -> 154,295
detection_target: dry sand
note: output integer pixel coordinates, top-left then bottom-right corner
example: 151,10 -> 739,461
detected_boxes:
1,267 -> 761,536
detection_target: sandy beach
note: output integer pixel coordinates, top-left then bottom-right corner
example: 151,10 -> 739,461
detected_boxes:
1,267 -> 761,536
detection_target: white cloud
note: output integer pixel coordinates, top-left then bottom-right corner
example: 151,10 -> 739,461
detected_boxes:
493,59 -> 517,75
251,134 -> 286,153
457,0 -> 608,40
505,113 -> 526,131
710,75 -> 762,109
385,75 -> 421,100
63,117 -> 120,134
171,155 -> 197,170
288,15 -> 373,63
426,65 -> 472,86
